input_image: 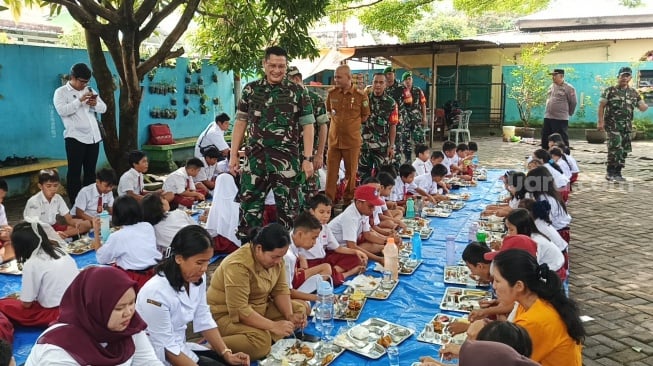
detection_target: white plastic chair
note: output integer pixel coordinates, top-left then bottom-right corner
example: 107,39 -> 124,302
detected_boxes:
449,110 -> 472,144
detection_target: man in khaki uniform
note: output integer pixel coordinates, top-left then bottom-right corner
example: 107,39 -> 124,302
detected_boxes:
325,65 -> 371,205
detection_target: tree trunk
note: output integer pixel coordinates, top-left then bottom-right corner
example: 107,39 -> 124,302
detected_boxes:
234,73 -> 241,110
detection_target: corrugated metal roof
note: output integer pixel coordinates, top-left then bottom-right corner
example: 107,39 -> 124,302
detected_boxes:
470,26 -> 653,46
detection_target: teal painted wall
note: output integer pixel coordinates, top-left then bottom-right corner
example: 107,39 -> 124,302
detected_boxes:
0,44 -> 235,196
502,62 -> 653,126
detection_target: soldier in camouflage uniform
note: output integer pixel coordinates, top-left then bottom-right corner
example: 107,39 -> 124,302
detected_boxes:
598,66 -> 648,182
229,47 -> 316,237
399,71 -> 427,163
287,66 -> 328,204
359,73 -> 399,181
384,66 -> 405,168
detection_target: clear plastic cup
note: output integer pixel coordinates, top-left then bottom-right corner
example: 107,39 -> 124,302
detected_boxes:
387,345 -> 400,366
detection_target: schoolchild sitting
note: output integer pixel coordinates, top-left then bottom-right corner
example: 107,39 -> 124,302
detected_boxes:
194,146 -> 222,195
118,150 -> 168,202
204,173 -> 241,254
411,164 -> 449,202
0,179 -> 12,260
24,169 -> 91,239
390,164 -> 433,205
162,158 -> 206,209
412,144 -> 432,176
71,168 -> 116,222
142,192 -> 197,254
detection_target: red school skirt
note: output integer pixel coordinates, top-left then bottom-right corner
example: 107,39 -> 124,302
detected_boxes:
113,264 -> 155,291
0,298 -> 59,327
212,235 -> 239,255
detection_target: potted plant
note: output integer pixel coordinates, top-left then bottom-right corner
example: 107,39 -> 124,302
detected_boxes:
199,104 -> 208,114
183,95 -> 190,105
585,128 -> 607,144
170,97 -> 177,106
212,97 -> 220,106
212,72 -> 218,83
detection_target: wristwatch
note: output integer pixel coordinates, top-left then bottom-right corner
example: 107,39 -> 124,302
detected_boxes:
303,155 -> 314,162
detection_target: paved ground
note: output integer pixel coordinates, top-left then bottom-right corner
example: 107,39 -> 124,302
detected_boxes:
3,135 -> 653,364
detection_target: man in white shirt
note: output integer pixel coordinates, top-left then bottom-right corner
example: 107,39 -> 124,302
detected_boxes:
53,63 -> 107,203
194,113 -> 231,159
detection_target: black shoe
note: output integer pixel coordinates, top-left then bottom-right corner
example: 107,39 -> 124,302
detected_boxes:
606,166 -> 616,182
614,166 -> 626,182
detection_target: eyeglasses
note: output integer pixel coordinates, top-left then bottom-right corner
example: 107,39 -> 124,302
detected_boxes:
76,78 -> 90,84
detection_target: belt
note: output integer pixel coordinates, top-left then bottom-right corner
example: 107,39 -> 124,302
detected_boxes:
118,265 -> 155,275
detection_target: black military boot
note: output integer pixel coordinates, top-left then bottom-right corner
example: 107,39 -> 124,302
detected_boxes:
605,166 -> 616,182
614,166 -> 626,182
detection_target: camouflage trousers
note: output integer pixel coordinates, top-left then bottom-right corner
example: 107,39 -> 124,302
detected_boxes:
401,110 -> 426,161
607,129 -> 632,168
238,151 -> 301,239
301,174 -> 320,210
392,123 -> 405,170
359,148 -> 388,181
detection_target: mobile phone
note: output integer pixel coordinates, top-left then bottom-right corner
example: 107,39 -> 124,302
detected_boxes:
295,332 -> 320,342
87,87 -> 97,99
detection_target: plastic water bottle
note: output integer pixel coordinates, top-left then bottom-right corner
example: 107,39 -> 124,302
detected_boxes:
414,196 -> 423,218
383,238 -> 399,280
315,279 -> 334,333
411,232 -> 422,260
472,155 -> 479,167
99,210 -> 111,242
446,234 -> 456,266
405,198 -> 415,219
468,222 -> 479,243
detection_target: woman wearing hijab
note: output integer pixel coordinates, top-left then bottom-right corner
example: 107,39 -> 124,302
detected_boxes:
0,220 -> 78,329
25,266 -> 162,365
420,340 -> 539,366
136,225 -> 249,366
204,173 -> 241,254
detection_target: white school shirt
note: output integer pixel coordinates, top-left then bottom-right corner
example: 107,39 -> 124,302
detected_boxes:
21,248 -> 79,308
205,174 -> 241,247
25,328 -> 162,366
283,237 -> 322,294
390,176 -> 417,201
441,154 -> 454,175
566,154 -> 580,173
96,222 -> 161,270
53,83 -> 107,144
118,168 -> 144,196
194,159 -> 218,183
532,233 -> 565,272
136,274 -> 217,365
508,197 -> 521,209
298,224 -> 340,260
412,158 -> 430,176
534,219 -> 568,251
194,122 -> 230,159
556,159 -> 572,180
412,174 -> 440,195
154,210 -> 197,249
528,193 -> 571,230
0,204 -> 6,226
24,192 -> 69,225
543,163 -> 569,189
163,167 -> 196,194
264,190 -> 276,205
328,203 -> 370,246
71,183 -> 115,217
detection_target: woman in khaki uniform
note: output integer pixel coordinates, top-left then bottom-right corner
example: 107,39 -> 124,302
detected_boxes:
207,224 -> 307,360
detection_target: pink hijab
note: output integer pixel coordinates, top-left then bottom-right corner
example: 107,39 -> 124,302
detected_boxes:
38,266 -> 147,365
460,340 -> 540,366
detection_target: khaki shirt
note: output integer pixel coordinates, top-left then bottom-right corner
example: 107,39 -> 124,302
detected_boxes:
207,243 -> 290,323
326,85 -> 371,149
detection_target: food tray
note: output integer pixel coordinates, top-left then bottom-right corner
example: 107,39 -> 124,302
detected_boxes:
443,266 -> 489,287
195,201 -> 212,209
400,227 -> 434,240
66,237 -> 94,255
439,287 -> 491,314
417,313 -> 468,345
0,260 -> 22,275
259,338 -> 344,366
419,227 -> 434,240
445,201 -> 466,210
446,193 -> 471,201
422,207 -> 451,218
333,294 -> 366,321
399,227 -> 415,238
182,208 -> 202,216
477,221 -> 505,233
344,274 -> 398,300
334,317 -> 414,359
402,218 -> 430,229
399,258 -> 423,275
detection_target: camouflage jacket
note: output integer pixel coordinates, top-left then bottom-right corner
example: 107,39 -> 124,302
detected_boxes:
236,78 -> 315,157
386,81 -> 405,117
362,93 -> 399,150
601,86 -> 643,131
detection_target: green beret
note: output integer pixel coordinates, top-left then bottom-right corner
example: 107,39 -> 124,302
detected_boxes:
383,66 -> 396,74
401,72 -> 412,81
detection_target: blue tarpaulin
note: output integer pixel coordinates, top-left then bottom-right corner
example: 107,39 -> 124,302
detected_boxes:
2,170 -> 505,365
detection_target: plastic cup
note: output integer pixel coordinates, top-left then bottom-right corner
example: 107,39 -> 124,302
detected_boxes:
387,345 -> 400,366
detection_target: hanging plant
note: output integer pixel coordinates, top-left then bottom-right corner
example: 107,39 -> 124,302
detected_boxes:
147,69 -> 156,81
198,85 -> 205,94
183,95 -> 190,105
170,97 -> 177,106
198,76 -> 204,85
211,72 -> 218,83
212,97 -> 220,105
200,105 -> 208,114
183,108 -> 190,116
187,65 -> 192,74
149,85 -> 156,94
167,84 -> 177,94
185,74 -> 192,84
199,95 -> 207,105
185,85 -> 192,94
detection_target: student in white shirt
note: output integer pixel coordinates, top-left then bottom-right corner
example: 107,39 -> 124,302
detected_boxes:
24,169 -> 91,239
136,226 -> 249,366
329,184 -> 390,264
483,171 -> 527,217
163,158 -> 206,209
532,149 -> 569,190
519,199 -> 568,252
0,179 -> 11,259
550,147 -> 572,180
0,221 -> 78,328
118,151 -> 149,201
204,173 -> 241,254
92,195 -> 161,290
411,164 -> 449,201
194,146 -> 222,195
194,113 -> 231,160
390,164 -> 432,204
142,192 -> 197,253
302,194 -> 367,286
441,140 -> 459,175
71,168 -> 116,221
525,166 -> 572,242
284,213 -> 330,306
412,144 -> 431,176
53,63 -> 107,203
26,266 -> 163,366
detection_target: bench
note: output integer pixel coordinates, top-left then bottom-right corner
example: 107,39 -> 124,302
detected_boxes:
0,158 -> 68,195
142,137 -> 197,173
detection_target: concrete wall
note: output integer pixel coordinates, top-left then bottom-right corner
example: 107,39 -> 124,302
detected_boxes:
0,44 -> 235,196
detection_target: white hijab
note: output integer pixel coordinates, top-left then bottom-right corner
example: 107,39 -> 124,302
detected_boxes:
205,173 -> 241,247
